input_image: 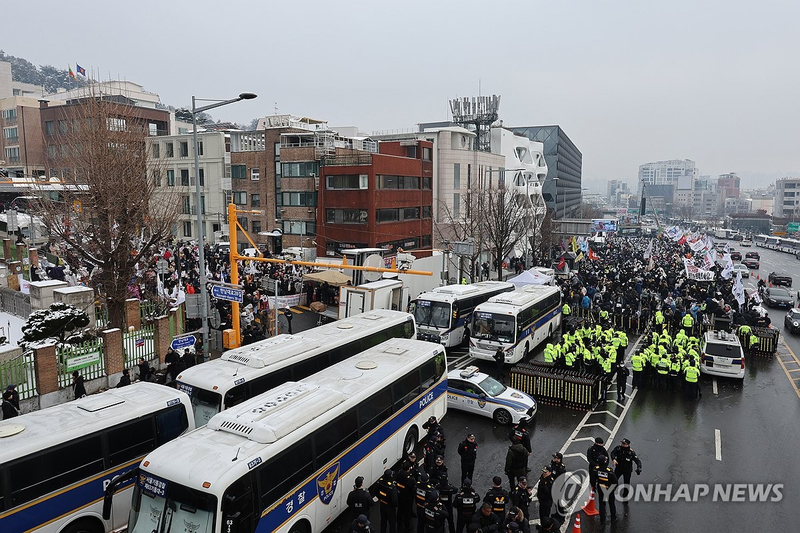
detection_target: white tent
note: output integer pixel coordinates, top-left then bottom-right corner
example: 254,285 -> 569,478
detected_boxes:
508,268 -> 551,287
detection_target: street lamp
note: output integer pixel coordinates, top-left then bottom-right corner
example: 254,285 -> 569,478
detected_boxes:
552,177 -> 560,219
192,92 -> 257,359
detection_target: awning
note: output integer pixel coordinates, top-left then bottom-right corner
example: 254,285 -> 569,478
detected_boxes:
303,270 -> 351,286
258,230 -> 283,237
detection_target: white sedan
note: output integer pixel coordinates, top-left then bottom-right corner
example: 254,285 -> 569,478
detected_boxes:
446,366 -> 537,425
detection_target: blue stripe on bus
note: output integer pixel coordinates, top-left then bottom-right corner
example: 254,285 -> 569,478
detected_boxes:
446,389 -> 531,412
513,308 -> 560,349
256,379 -> 448,532
0,460 -> 139,532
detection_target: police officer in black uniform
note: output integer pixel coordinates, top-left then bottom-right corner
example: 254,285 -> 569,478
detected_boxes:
396,461 -> 416,533
549,453 -> 566,479
425,434 -> 446,474
436,473 -> 457,533
509,477 -> 532,520
350,514 -> 372,533
508,422 -> 532,472
377,469 -> 399,533
586,437 -> 609,486
428,455 -> 448,483
470,503 -> 500,533
407,452 -> 422,481
457,434 -> 478,483
535,467 -> 554,523
347,476 -> 374,522
610,438 -> 642,487
416,473 -> 435,533
482,476 -> 509,521
592,455 -> 618,524
423,490 -> 449,533
453,479 -> 480,533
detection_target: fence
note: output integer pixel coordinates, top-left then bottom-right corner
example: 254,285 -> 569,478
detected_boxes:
0,353 -> 36,400
56,338 -> 105,389
95,306 -> 109,328
510,362 -> 604,411
569,306 -> 646,335
0,286 -> 31,318
123,324 -> 157,368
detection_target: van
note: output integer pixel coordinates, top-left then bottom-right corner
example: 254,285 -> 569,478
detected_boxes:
9,196 -> 39,212
699,330 -> 745,379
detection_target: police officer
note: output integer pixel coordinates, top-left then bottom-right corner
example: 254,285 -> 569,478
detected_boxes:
423,416 -> 445,443
453,479 -> 480,533
592,455 -> 618,524
535,517 -> 556,532
457,434 -> 478,483
535,467 -> 554,523
347,476 -> 374,522
561,302 -> 571,335
508,421 -> 532,455
494,347 -> 505,382
630,350 -> 644,389
505,437 -> 529,490
610,438 -> 642,488
586,437 -> 608,486
377,469 -> 399,533
684,362 -> 700,400
681,311 -> 694,336
509,477 -> 533,519
615,363 -> 630,402
483,476 -> 509,521
436,474 -> 457,533
423,490 -> 449,533
407,452 -> 422,480
396,461 -> 416,533
549,452 -> 566,479
425,434 -> 445,474
428,455 -> 448,483
351,514 -> 372,533
416,473 -> 435,533
470,503 -> 501,533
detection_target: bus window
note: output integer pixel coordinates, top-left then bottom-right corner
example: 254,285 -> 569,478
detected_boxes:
156,406 -> 189,444
392,369 -> 422,408
358,387 -> 393,435
314,410 -> 359,466
222,475 -> 256,533
107,417 -> 157,466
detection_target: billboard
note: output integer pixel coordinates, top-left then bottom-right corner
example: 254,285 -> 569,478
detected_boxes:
591,219 -> 617,232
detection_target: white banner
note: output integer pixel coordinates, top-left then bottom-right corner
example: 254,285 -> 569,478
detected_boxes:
732,272 -> 745,305
721,254 -> 733,280
267,294 -> 301,310
684,258 -> 715,281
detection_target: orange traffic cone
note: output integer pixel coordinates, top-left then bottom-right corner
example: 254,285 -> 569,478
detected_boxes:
571,512 -> 582,532
581,488 -> 599,516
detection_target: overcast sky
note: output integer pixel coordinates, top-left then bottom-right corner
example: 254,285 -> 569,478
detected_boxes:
4,0 -> 798,190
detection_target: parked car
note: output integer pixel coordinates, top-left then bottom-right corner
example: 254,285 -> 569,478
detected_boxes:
745,251 -> 760,260
730,250 -> 742,261
741,239 -> 753,247
768,271 -> 793,287
700,330 -> 745,380
742,258 -> 760,269
732,264 -> 749,278
784,309 -> 800,333
447,366 -> 537,424
763,287 -> 794,308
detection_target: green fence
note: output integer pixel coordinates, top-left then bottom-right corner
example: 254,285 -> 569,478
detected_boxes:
0,353 -> 36,400
95,306 -> 109,328
57,338 -> 105,389
123,324 -> 156,368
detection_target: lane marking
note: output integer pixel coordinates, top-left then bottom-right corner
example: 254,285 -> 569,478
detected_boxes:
715,429 -> 722,461
776,339 -> 800,400
712,377 -> 718,395
583,422 -> 612,433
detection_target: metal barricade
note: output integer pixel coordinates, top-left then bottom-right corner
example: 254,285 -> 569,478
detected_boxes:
510,362 -> 605,411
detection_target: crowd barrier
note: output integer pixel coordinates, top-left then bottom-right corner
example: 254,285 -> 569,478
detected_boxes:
569,307 -> 646,335
735,326 -> 779,357
509,362 -> 605,411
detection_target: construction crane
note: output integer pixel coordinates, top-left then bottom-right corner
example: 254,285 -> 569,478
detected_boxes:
640,180 -> 662,229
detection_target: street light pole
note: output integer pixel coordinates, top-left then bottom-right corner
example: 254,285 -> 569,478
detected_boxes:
192,92 -> 256,360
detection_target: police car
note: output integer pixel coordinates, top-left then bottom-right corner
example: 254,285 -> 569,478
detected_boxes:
699,330 -> 745,379
446,366 -> 537,425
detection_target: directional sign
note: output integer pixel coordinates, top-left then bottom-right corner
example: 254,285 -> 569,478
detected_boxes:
789,222 -> 800,233
211,285 -> 244,303
171,335 -> 196,351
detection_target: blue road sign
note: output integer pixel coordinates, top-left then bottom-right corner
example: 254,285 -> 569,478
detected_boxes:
211,285 -> 245,303
171,335 -> 196,351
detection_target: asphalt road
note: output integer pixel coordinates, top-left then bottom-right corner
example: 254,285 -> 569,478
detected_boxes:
324,242 -> 800,532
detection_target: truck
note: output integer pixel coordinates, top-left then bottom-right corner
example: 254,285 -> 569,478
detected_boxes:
338,278 -> 406,319
714,229 -> 738,240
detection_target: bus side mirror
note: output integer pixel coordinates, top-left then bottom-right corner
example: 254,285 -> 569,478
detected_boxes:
103,467 -> 140,520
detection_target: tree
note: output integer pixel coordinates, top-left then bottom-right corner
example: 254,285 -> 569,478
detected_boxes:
174,107 -> 213,124
435,188 -> 491,282
35,95 -> 178,330
482,185 -> 528,280
22,302 -> 89,344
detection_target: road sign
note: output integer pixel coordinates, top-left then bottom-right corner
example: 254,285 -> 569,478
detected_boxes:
211,285 -> 244,303
171,335 -> 196,351
156,259 -> 169,274
789,222 -> 800,233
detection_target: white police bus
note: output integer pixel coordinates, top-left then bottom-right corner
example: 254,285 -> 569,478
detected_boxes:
0,382 -> 193,533
469,285 -> 561,364
177,309 -> 416,426
105,338 -> 447,533
411,281 -> 514,348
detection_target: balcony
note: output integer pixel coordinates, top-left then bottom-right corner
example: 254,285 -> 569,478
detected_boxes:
4,136 -> 18,144
321,154 -> 373,166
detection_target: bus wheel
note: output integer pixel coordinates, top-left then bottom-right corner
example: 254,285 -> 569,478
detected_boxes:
62,518 -> 104,533
289,519 -> 311,533
493,408 -> 512,425
403,426 -> 419,455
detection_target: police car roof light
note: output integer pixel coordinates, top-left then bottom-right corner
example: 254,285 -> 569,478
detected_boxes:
460,366 -> 479,379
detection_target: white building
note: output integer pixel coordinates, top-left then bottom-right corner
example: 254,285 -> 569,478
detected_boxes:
638,159 -> 697,193
774,178 -> 800,218
149,131 -> 231,242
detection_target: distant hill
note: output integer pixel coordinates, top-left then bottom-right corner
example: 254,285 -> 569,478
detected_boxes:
0,50 -> 87,93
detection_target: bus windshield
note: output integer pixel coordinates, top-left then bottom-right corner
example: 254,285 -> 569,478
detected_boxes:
472,312 -> 515,343
179,384 -> 222,427
128,477 -> 216,533
412,300 -> 451,329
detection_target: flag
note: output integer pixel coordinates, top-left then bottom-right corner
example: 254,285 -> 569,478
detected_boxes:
135,338 -> 145,348
721,254 -> 733,280
68,65 -> 75,79
76,64 -> 86,76
557,257 -> 566,270
571,237 -> 578,253
647,257 -> 655,271
588,249 -> 599,261
575,252 -> 584,263
751,290 -> 763,305
733,272 -> 745,305
644,240 -> 653,259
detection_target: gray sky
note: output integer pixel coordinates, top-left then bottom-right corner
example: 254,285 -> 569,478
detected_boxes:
4,0 -> 798,189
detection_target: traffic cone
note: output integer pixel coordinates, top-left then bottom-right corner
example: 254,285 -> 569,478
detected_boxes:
571,512 -> 582,532
581,488 -> 600,516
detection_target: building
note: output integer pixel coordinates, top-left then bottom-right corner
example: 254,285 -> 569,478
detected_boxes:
283,138 -> 433,258
726,213 -> 771,235
149,131 -> 230,243
717,172 -> 741,214
638,159 -> 696,192
508,125 -> 582,218
774,177 -> 800,218
607,180 -> 629,206
0,96 -> 55,180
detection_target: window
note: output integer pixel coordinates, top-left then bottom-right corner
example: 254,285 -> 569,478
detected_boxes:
107,417 -> 156,466
358,388 -> 392,435
314,411 -> 358,466
422,234 -> 432,247
232,165 -> 247,179
251,194 -> 261,207
405,145 -> 417,158
180,169 -> 189,186
238,217 -> 248,231
183,221 -> 192,237
377,175 -> 420,189
47,145 -> 56,157
58,120 -> 68,134
165,142 -> 174,157
453,193 -> 460,218
258,440 -> 313,507
251,220 -> 262,234
166,169 -> 175,186
282,220 -> 316,235
251,167 -> 260,181
45,121 -> 55,135
422,147 -> 432,161
3,126 -> 18,141
454,163 -> 461,189
233,191 -> 247,205
182,197 -> 191,214
326,209 -> 368,224
376,209 -> 399,223
197,141 -> 204,156
180,141 -> 189,157
403,207 -> 420,220
280,192 -> 317,207
281,161 -> 319,177
422,206 -> 432,219
152,143 -> 160,158
1,109 -> 17,120
423,177 -> 431,189
153,170 -> 162,187
106,117 -> 126,131
149,123 -> 158,136
326,174 -> 368,189
198,168 -> 205,186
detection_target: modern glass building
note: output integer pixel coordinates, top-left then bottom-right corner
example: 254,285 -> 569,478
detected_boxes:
508,125 -> 582,218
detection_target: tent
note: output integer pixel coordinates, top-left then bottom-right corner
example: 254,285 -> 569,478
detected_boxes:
303,269 -> 351,286
508,268 -> 551,287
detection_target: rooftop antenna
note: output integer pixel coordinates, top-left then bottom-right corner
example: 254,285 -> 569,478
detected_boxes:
274,102 -> 278,115
232,446 -> 242,462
